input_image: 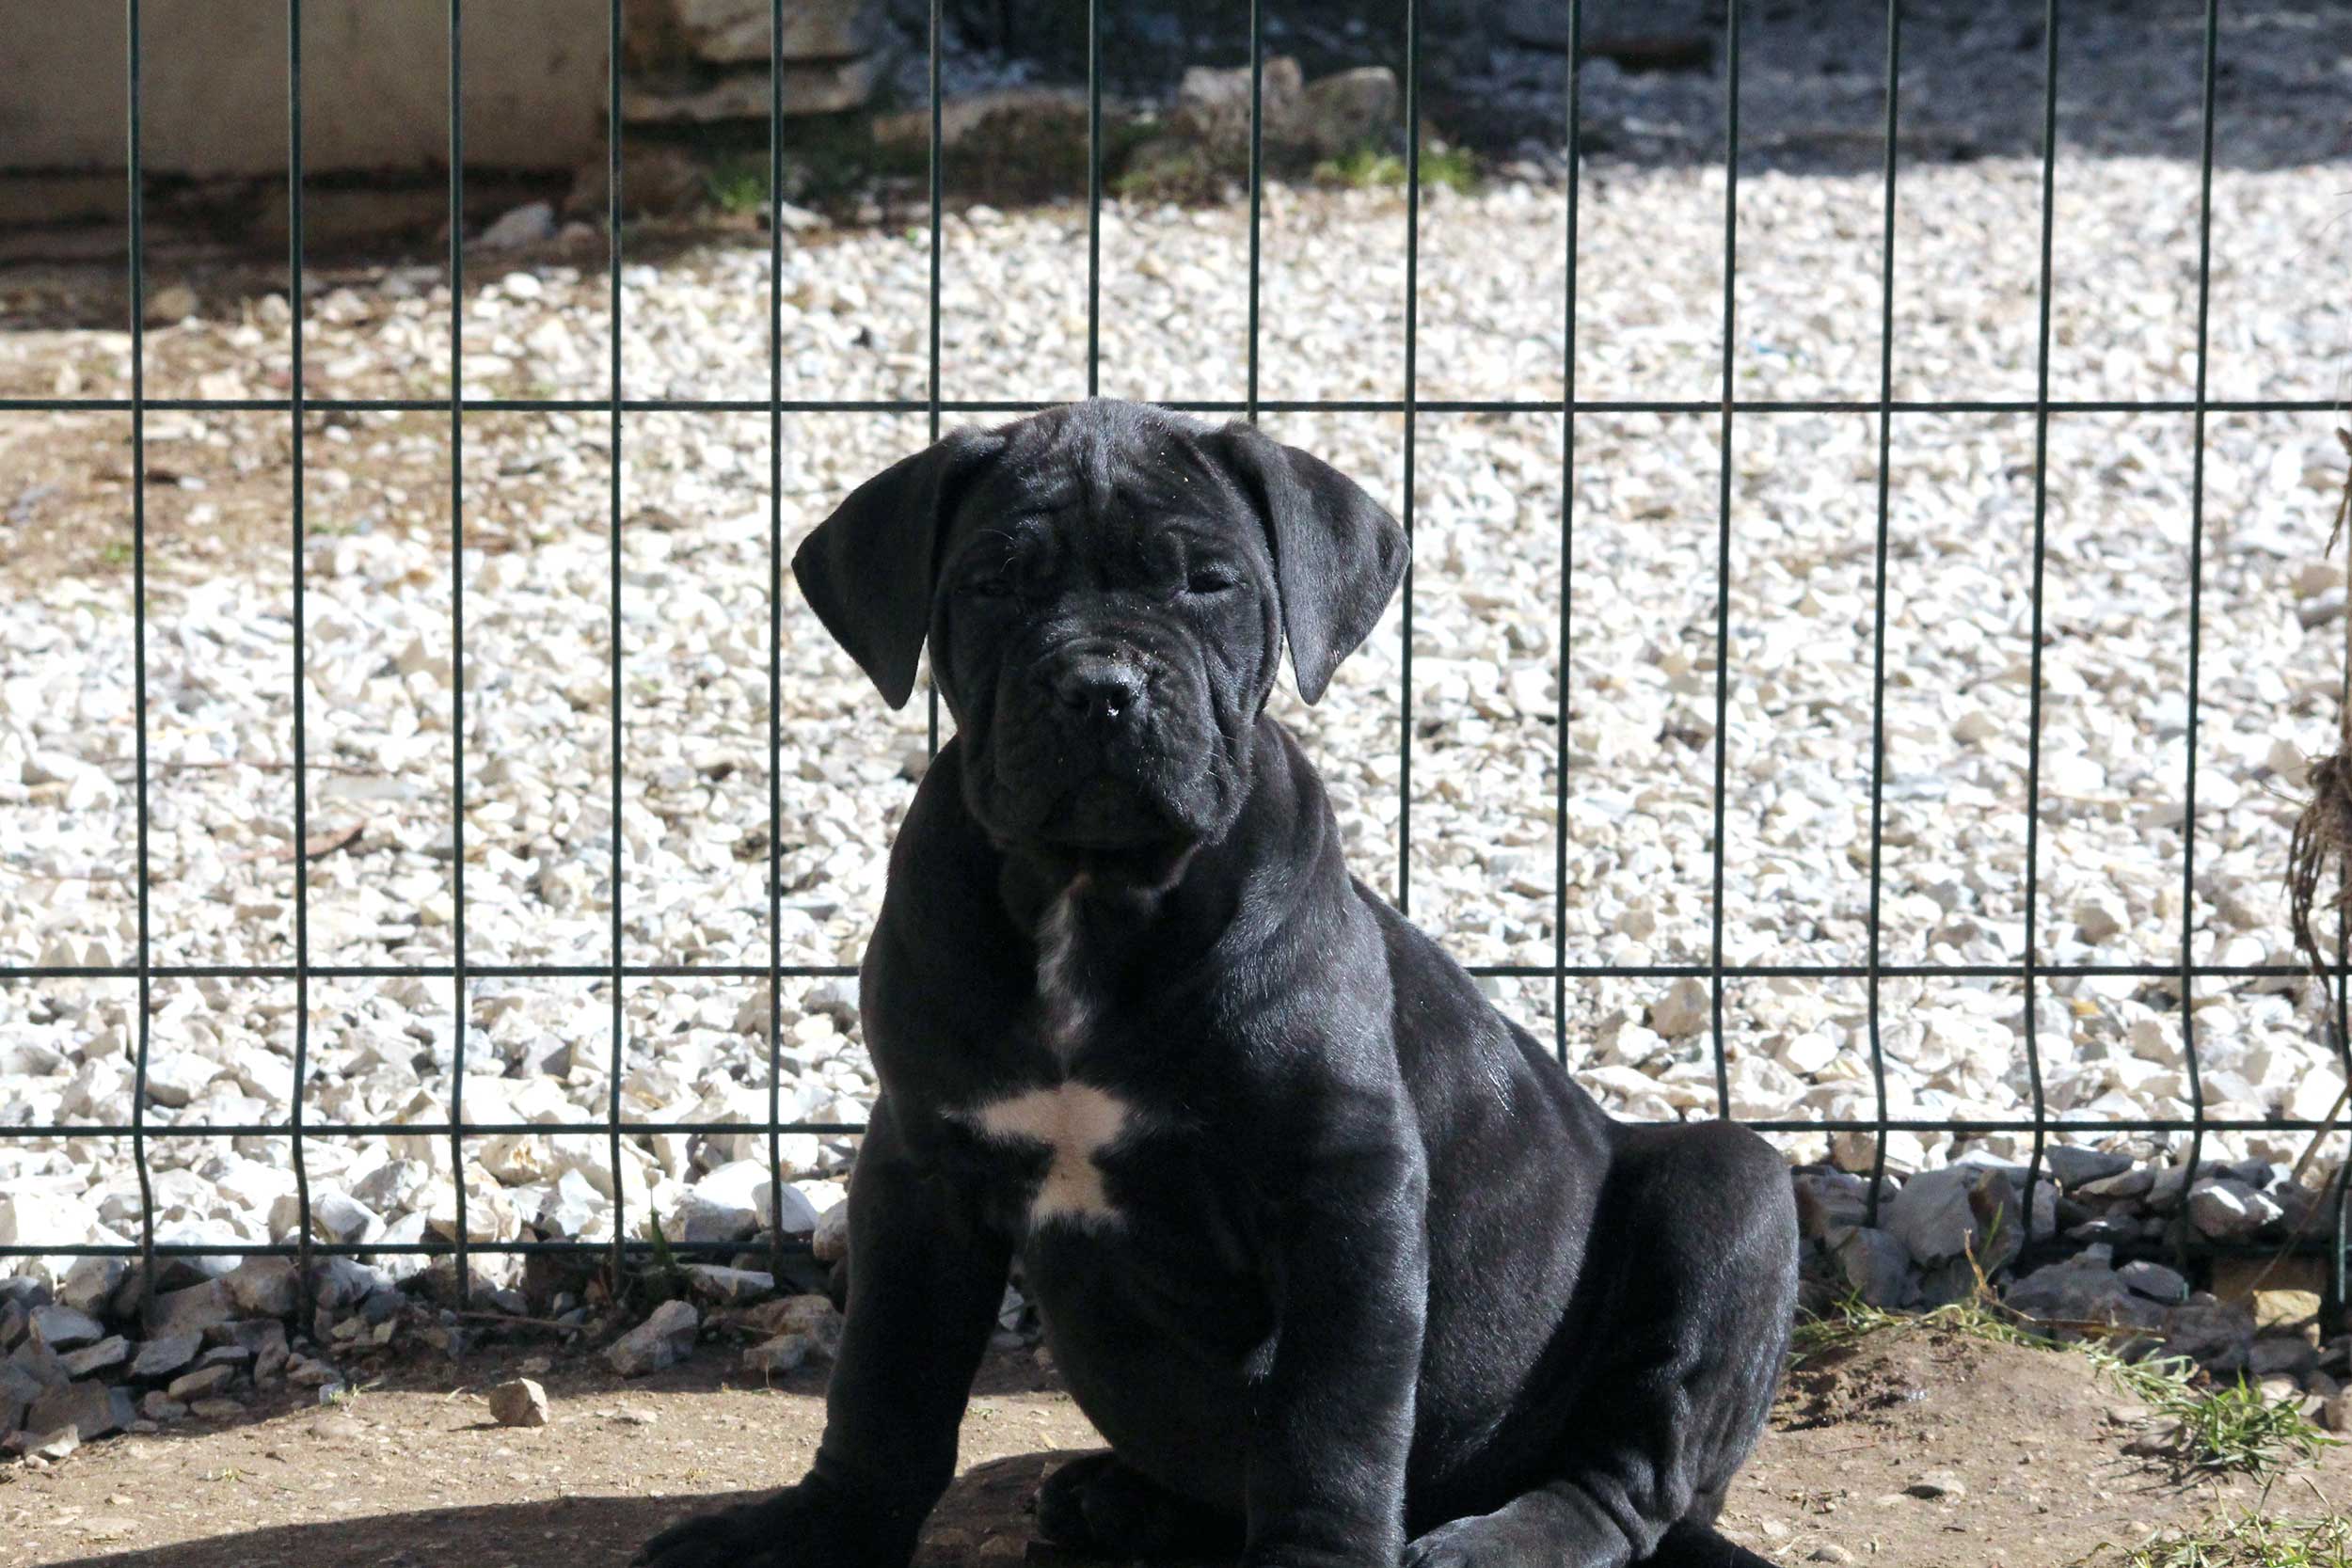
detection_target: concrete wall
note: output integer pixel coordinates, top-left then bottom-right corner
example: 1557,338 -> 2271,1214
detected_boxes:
2,0 -> 608,178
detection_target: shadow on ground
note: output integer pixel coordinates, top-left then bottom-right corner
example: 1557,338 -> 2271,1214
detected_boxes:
52,1450 -> 1108,1568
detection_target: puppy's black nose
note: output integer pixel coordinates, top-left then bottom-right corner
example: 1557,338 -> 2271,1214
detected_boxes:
1053,656 -> 1147,729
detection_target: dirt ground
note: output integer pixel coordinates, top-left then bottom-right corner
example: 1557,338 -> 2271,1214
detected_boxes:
4,1327 -> 2344,1568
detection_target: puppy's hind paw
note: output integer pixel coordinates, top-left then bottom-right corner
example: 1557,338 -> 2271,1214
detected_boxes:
634,1489 -> 837,1568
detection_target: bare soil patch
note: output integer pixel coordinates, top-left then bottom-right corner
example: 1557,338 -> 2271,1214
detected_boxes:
4,1334 -> 2342,1568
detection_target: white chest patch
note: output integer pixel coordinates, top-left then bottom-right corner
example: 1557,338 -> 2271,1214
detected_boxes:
964,1081 -> 1137,1227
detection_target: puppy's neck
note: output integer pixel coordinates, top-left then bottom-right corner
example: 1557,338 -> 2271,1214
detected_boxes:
994,718 -> 1340,1053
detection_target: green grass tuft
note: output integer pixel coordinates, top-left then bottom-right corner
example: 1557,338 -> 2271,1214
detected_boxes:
703,155 -> 770,215
1789,1291 -> 2041,1364
2090,1348 -> 2343,1480
2085,1485 -> 2352,1566
1795,1290 -> 2339,1482
1311,141 -> 1477,193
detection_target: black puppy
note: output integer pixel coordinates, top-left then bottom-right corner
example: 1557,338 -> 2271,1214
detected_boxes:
637,401 -> 1798,1568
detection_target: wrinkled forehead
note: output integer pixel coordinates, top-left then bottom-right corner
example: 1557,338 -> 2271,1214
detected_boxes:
951,404 -> 1250,556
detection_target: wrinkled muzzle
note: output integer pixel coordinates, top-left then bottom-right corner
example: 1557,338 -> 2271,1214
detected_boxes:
986,635 -> 1232,853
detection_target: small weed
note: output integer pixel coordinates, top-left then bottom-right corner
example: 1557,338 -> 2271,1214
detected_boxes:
322,1376 -> 378,1408
704,155 -> 770,215
2082,1481 -> 2352,1566
1788,1291 -> 2039,1365
1312,141 -> 1477,194
97,541 -> 132,567
642,1212 -> 688,1303
1796,1286 -> 2338,1481
2090,1349 -> 2342,1480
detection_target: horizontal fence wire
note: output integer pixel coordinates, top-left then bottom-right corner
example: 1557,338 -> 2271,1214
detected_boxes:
4,398 -> 2342,415
0,0 -> 2344,1292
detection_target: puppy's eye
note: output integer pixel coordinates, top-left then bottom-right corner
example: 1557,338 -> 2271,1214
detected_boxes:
967,574 -> 1016,600
1185,566 -> 1238,594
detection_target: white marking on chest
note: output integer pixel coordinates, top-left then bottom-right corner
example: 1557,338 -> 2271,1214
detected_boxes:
963,1081 -> 1136,1227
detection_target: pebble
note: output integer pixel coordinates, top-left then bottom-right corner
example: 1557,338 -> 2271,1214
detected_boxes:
486,1377 -> 550,1428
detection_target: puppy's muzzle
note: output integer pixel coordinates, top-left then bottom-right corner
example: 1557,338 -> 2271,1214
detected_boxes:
1048,643 -> 1151,736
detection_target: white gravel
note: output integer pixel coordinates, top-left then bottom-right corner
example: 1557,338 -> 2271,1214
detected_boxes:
3,58 -> 2350,1279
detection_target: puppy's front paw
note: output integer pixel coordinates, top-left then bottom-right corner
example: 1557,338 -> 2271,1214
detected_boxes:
1401,1511 -> 1548,1568
636,1485 -> 881,1568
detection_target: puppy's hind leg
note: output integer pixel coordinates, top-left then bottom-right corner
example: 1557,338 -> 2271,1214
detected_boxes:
1405,1121 -> 1798,1568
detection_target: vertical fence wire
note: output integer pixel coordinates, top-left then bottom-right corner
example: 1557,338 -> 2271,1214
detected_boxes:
926,0 -> 945,757
286,0 -> 320,1301
606,0 -> 628,1282
1551,0 -> 1582,1068
1706,0 -> 1743,1121
1245,0 -> 1262,425
1087,0 -> 1102,399
1396,0 -> 1419,918
1860,0 -> 1901,1225
2174,0 -> 2223,1210
447,0 -> 471,1296
2016,0 -> 2063,1231
766,0 -> 788,1283
2336,917 -> 2352,1315
123,0 -> 160,1316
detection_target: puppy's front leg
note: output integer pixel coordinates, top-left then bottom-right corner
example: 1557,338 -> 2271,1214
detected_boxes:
636,1100 -> 1012,1568
1246,1129 -> 1431,1568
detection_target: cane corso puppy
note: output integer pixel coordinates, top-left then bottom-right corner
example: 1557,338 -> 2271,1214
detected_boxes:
636,400 -> 1799,1568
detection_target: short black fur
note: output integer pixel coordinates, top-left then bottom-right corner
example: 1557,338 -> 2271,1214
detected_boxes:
639,401 -> 1801,1568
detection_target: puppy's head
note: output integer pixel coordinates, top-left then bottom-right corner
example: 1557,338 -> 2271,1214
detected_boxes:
794,399 -> 1406,882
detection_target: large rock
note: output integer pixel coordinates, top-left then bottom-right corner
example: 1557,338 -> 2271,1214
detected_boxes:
2165,1299 -> 2256,1375
2042,1147 -> 2134,1189
874,87 -> 1091,156
2118,1260 -> 2188,1305
2187,1179 -> 2280,1240
1295,68 -> 1402,160
0,1191 -> 102,1249
1825,1225 -> 1915,1309
2004,1256 -> 2164,1334
1883,1165 -> 2020,1273
620,54 -> 884,123
1167,57 -> 1402,166
683,1265 -> 774,1306
811,1198 -> 850,1264
56,1257 -> 130,1318
166,1363 -> 237,1402
129,1332 -> 202,1382
654,0 -> 882,65
675,1160 -> 769,1243
150,1279 -> 236,1338
28,1304 -> 105,1353
605,1300 -> 699,1378
223,1257 -> 299,1319
60,1337 -> 130,1379
742,1332 -> 812,1376
24,1378 -> 129,1446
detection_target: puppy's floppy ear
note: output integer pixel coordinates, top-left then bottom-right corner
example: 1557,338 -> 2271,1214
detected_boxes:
1206,421 -> 1409,704
791,426 -> 1005,708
